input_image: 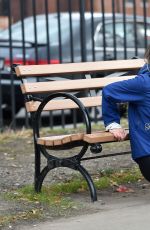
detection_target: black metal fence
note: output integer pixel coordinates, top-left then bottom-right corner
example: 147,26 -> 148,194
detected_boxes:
0,0 -> 149,130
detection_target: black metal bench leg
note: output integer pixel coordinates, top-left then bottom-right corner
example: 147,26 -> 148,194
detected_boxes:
76,164 -> 97,202
34,144 -> 41,192
35,166 -> 50,192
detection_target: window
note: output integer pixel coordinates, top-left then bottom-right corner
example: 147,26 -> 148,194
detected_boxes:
1,0 -> 9,16
94,21 -> 150,49
126,0 -> 134,7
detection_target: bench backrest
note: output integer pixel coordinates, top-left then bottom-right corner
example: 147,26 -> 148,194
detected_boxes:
14,59 -> 144,113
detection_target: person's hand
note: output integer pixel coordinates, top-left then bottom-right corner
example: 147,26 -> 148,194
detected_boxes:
109,128 -> 128,141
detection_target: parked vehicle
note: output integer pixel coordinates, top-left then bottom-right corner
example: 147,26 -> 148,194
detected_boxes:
0,12 -> 149,117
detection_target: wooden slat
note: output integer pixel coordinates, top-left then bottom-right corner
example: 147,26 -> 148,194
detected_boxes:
25,96 -> 102,112
83,131 -> 129,144
37,131 -> 129,147
21,75 -> 135,94
37,135 -> 71,146
15,59 -> 144,77
37,133 -> 84,146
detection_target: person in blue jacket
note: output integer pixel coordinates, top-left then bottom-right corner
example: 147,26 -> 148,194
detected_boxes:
102,46 -> 150,182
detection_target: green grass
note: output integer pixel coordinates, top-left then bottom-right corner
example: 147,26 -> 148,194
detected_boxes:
97,167 -> 142,188
0,209 -> 42,227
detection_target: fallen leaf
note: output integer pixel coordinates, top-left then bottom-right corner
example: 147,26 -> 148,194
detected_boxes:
116,185 -> 134,193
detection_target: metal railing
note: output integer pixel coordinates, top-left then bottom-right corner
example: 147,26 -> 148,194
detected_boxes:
0,0 -> 149,130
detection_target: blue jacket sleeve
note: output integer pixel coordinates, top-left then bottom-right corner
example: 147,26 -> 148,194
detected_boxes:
102,76 -> 145,127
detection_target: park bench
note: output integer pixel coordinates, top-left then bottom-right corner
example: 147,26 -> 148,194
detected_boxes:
13,58 -> 144,202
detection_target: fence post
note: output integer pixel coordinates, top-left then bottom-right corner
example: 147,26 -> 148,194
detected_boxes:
80,0 -> 87,62
0,58 -> 4,132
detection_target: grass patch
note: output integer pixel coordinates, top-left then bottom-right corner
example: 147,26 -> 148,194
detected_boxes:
1,186 -> 77,227
0,209 -> 42,228
97,167 -> 142,188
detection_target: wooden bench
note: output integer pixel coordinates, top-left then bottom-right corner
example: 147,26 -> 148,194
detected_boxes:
13,58 -> 144,202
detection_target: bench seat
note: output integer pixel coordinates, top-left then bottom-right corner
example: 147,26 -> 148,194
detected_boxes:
37,131 -> 129,147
